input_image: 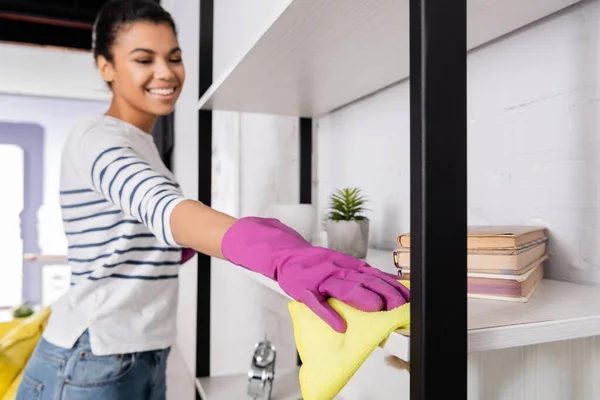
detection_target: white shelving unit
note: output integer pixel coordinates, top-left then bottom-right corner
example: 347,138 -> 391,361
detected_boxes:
23,253 -> 68,264
229,248 -> 600,362
196,366 -> 302,400
198,0 -> 581,117
195,0 -> 597,397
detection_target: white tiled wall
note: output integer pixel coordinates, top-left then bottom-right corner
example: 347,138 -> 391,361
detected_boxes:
166,0 -> 303,381
317,0 -> 600,285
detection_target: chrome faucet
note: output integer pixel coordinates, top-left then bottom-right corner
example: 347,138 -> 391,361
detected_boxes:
247,335 -> 276,400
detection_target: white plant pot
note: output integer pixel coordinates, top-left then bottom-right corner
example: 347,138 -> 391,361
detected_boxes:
265,204 -> 316,242
325,219 -> 370,258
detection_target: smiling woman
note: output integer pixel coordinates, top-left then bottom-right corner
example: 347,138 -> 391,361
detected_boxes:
92,2 -> 185,131
14,1 -> 411,399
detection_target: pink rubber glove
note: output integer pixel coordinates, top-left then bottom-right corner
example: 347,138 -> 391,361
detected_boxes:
221,217 -> 410,333
181,247 -> 196,264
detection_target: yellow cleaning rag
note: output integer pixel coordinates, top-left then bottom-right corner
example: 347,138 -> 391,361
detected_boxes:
288,280 -> 410,400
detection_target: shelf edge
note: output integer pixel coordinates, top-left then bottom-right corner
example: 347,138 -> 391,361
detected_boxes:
468,314 -> 600,353
197,0 -> 294,111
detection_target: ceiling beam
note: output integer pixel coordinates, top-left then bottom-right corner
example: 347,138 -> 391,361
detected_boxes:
0,12 -> 93,30
0,0 -> 97,24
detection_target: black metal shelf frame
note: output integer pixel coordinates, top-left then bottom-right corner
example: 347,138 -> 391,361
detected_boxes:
196,0 -> 213,398
194,0 -> 468,398
409,0 -> 467,398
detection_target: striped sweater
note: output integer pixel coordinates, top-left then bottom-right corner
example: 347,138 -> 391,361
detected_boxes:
43,115 -> 188,355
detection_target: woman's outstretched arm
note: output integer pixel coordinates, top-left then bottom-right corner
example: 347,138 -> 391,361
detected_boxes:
170,200 -> 237,259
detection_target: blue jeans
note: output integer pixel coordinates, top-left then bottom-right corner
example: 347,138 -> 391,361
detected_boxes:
16,330 -> 170,400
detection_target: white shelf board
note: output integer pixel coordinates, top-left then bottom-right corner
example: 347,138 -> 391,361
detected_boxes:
198,0 -> 581,117
196,366 -> 301,400
23,253 -> 68,265
228,247 -> 600,363
467,278 -> 600,353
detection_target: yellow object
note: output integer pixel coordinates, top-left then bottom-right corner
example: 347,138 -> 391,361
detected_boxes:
2,371 -> 22,400
0,308 -> 51,399
0,322 -> 22,340
289,280 -> 411,400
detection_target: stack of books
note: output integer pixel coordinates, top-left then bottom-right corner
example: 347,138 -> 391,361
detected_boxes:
393,226 -> 548,302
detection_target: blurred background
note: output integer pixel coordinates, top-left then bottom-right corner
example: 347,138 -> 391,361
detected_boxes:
0,0 -> 174,313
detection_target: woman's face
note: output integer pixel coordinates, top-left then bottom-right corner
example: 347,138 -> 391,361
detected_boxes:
97,22 -> 185,117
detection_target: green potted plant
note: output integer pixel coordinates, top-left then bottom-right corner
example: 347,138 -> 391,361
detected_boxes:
12,302 -> 34,319
325,187 -> 370,258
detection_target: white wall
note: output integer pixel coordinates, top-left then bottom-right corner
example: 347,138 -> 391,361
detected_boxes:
209,110 -> 300,377
199,0 -> 600,397
320,1 -> 600,398
318,0 -> 600,285
211,0 -> 302,377
0,144 -> 24,307
0,42 -> 109,101
166,0 -> 301,382
162,0 -> 200,381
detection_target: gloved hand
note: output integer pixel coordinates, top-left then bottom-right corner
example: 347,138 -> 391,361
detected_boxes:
221,217 -> 410,333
